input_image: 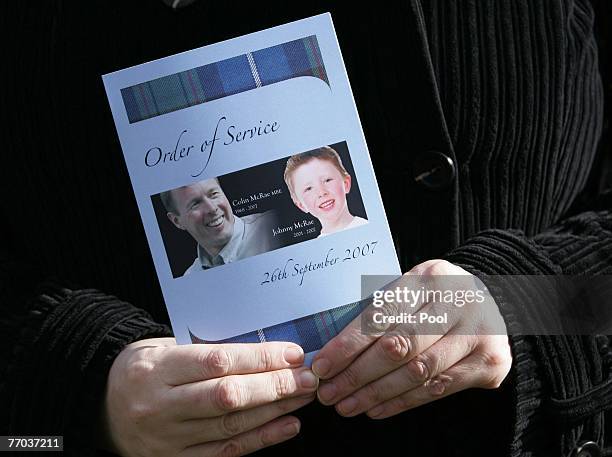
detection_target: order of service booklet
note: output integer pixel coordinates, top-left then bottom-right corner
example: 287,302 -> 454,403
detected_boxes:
103,13 -> 401,364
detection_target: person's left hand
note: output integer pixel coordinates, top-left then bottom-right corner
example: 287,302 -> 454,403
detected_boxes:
312,259 -> 512,419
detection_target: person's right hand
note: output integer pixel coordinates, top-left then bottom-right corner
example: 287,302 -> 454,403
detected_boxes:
99,337 -> 318,457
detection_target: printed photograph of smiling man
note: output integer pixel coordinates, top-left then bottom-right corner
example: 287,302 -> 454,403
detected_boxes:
284,146 -> 368,238
159,178 -> 281,276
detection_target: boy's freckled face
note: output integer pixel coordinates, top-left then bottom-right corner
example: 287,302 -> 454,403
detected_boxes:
291,158 -> 351,223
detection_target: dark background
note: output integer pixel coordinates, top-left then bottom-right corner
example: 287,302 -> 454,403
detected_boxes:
590,0 -> 612,197
152,141 -> 367,277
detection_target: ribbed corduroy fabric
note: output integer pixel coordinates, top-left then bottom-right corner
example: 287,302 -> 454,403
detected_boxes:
422,3 -> 610,454
1,1 -> 610,456
423,0 -> 603,238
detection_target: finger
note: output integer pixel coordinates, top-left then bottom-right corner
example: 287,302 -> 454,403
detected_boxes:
334,332 -> 476,416
179,394 -> 315,446
311,272 -> 425,380
364,349 -> 495,420
316,330 -> 441,405
312,259 -> 471,380
311,313 -> 379,380
158,342 -> 306,385
180,415 -> 302,457
317,296 -> 464,406
168,367 -> 319,419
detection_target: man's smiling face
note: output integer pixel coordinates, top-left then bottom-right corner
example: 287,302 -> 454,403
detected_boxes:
167,179 -> 235,256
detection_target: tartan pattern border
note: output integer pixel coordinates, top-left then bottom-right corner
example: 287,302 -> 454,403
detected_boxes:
121,35 -> 329,124
189,299 -> 368,353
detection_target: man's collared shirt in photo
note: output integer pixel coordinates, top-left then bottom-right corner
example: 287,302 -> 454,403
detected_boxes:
183,211 -> 280,274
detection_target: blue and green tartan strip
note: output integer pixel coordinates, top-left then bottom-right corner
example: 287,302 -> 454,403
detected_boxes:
121,35 -> 329,124
189,299 -> 369,353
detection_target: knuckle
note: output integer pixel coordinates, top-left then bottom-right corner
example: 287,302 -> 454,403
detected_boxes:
220,412 -> 246,437
204,348 -> 232,378
480,349 -> 507,370
146,346 -> 165,363
257,346 -> 275,372
479,348 -> 511,389
425,374 -> 452,396
382,334 -> 413,361
362,382 -> 384,404
215,377 -> 243,411
402,359 -> 429,384
409,259 -> 440,275
340,365 -> 361,390
126,400 -> 156,424
423,260 -> 450,277
381,298 -> 402,316
462,335 -> 479,354
125,358 -> 155,385
335,333 -> 360,360
218,439 -> 243,457
414,352 -> 438,380
272,370 -> 295,399
257,425 -> 276,447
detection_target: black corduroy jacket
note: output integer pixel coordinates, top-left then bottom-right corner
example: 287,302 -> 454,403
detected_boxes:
1,1 -> 611,456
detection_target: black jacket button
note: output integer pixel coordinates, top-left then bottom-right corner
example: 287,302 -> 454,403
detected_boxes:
413,150 -> 455,190
573,441 -> 601,457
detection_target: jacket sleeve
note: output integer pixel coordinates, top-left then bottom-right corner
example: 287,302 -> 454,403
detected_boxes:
445,205 -> 612,456
0,246 -> 173,456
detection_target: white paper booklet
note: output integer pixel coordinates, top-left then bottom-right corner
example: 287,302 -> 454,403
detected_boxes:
103,13 -> 401,364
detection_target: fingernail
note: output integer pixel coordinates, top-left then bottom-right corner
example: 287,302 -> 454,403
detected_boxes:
282,421 -> 300,437
284,346 -> 304,365
317,382 -> 337,403
337,396 -> 358,415
299,369 -> 318,389
312,358 -> 331,378
368,405 -> 384,418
